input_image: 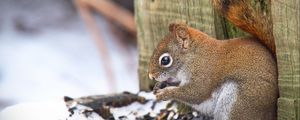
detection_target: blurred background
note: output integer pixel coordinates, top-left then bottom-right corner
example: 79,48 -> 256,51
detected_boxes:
0,0 -> 138,110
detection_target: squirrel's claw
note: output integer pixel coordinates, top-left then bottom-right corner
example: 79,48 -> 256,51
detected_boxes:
155,86 -> 178,101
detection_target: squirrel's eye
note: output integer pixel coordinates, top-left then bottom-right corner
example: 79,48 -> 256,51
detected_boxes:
159,53 -> 173,68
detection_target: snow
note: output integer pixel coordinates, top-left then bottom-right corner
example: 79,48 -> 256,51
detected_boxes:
0,92 -> 173,120
0,28 -> 139,102
0,99 -> 70,120
110,92 -> 171,119
0,0 -> 138,112
66,104 -> 104,120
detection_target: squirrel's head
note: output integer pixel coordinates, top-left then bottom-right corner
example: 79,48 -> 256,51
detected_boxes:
148,22 -> 192,87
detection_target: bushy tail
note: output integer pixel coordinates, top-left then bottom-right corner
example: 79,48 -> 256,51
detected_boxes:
212,0 -> 276,55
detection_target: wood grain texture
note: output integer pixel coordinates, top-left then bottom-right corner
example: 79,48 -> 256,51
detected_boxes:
272,0 -> 300,119
214,14 -> 247,40
135,0 -> 217,91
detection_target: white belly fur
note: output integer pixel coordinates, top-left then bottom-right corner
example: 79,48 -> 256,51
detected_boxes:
191,81 -> 238,120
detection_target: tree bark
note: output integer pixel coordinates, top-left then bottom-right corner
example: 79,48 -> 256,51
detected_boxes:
272,0 -> 300,120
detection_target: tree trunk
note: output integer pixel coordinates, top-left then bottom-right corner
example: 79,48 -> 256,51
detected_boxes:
272,0 -> 300,120
135,0 -> 217,91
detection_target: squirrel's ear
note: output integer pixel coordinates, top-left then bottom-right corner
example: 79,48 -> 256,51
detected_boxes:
168,22 -> 189,51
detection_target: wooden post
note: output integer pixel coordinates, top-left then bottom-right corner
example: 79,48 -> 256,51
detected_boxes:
272,0 -> 300,119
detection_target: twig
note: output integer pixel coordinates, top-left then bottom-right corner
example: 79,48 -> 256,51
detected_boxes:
74,0 -> 117,93
78,0 -> 136,35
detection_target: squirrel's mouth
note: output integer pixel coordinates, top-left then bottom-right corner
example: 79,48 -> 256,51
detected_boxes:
153,77 -> 180,94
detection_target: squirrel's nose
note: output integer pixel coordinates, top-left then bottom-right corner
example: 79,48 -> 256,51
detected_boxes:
149,73 -> 155,80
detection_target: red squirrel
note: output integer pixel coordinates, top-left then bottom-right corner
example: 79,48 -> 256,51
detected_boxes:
148,0 -> 278,119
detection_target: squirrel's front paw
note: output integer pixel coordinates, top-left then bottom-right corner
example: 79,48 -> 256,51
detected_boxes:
155,86 -> 178,101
